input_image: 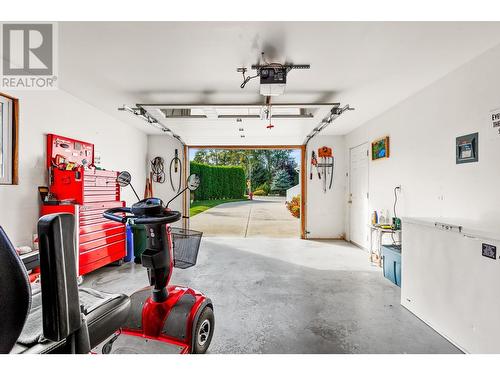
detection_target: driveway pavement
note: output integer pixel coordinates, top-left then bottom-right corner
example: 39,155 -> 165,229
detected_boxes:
189,196 -> 300,237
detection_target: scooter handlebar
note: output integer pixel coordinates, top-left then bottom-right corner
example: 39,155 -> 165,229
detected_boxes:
103,207 -> 132,224
133,210 -> 182,225
103,207 -> 182,225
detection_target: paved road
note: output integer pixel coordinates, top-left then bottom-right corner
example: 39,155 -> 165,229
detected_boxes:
189,196 -> 300,237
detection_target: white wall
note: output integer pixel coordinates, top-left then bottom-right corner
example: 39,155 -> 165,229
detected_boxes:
147,135 -> 185,214
286,184 -> 300,203
306,135 -> 346,239
345,43 -> 500,235
0,89 -> 148,246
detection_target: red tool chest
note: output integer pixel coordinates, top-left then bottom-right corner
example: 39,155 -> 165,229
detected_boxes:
41,134 -> 126,276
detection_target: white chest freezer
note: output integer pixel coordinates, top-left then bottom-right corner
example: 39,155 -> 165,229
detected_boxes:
401,217 -> 500,353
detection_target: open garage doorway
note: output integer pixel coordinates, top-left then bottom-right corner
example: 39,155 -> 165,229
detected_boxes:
184,145 -> 306,238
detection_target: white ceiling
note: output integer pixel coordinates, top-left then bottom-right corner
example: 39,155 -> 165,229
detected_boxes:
58,22 -> 500,145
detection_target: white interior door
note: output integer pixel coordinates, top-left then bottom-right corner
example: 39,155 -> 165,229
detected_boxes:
349,143 -> 369,249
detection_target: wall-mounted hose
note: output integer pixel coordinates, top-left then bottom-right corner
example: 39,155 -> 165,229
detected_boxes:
169,149 -> 182,193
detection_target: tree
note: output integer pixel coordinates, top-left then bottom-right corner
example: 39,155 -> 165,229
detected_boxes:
250,162 -> 270,191
283,162 -> 299,186
193,149 -> 210,164
271,169 -> 293,196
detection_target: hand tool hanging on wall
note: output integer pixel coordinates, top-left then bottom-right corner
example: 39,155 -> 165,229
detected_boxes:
169,149 -> 182,193
144,177 -> 150,198
144,172 -> 154,198
310,151 -> 321,180
317,146 -> 334,193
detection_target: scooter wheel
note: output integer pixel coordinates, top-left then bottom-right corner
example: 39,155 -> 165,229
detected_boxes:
193,306 -> 214,354
102,341 -> 113,354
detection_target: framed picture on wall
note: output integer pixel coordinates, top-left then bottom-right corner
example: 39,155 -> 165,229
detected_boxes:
371,136 -> 390,160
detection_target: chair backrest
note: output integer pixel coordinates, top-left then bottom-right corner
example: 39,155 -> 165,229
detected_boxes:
38,213 -> 81,342
0,226 -> 31,353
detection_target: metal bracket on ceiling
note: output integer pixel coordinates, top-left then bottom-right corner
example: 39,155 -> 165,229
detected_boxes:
304,104 -> 355,145
250,63 -> 311,74
118,105 -> 185,144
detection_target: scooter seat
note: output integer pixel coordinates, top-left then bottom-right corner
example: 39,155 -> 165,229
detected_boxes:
11,284 -> 130,353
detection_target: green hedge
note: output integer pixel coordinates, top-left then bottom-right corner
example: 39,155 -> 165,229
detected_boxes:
190,162 -> 246,200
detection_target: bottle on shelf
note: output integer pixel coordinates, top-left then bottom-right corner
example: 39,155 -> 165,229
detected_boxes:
385,209 -> 391,224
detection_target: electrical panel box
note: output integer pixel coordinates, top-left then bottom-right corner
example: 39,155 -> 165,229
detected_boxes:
482,243 -> 497,260
456,132 -> 479,164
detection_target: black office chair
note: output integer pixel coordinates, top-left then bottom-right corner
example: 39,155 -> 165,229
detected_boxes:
0,213 -> 131,354
0,225 -> 31,353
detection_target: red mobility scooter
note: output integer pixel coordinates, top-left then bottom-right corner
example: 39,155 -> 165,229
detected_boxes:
101,173 -> 214,354
0,173 -> 212,354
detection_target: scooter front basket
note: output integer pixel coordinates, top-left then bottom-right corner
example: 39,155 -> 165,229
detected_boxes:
171,227 -> 203,269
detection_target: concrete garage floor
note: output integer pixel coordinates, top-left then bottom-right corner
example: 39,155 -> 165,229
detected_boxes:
82,238 -> 460,354
189,196 -> 300,237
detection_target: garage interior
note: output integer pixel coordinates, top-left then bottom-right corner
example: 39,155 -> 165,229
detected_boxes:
1,20 -> 500,355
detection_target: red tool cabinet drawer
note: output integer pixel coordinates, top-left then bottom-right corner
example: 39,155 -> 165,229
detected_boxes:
79,220 -> 124,235
80,232 -> 126,253
80,211 -> 106,221
84,194 -> 119,203
80,214 -> 125,226
80,216 -> 110,226
80,239 -> 125,265
85,169 -> 118,178
80,201 -> 124,215
80,226 -> 125,244
84,176 -> 118,187
84,187 -> 119,195
79,240 -> 126,276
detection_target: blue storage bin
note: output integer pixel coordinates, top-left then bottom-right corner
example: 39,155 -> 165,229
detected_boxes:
124,225 -> 134,262
381,244 -> 401,287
